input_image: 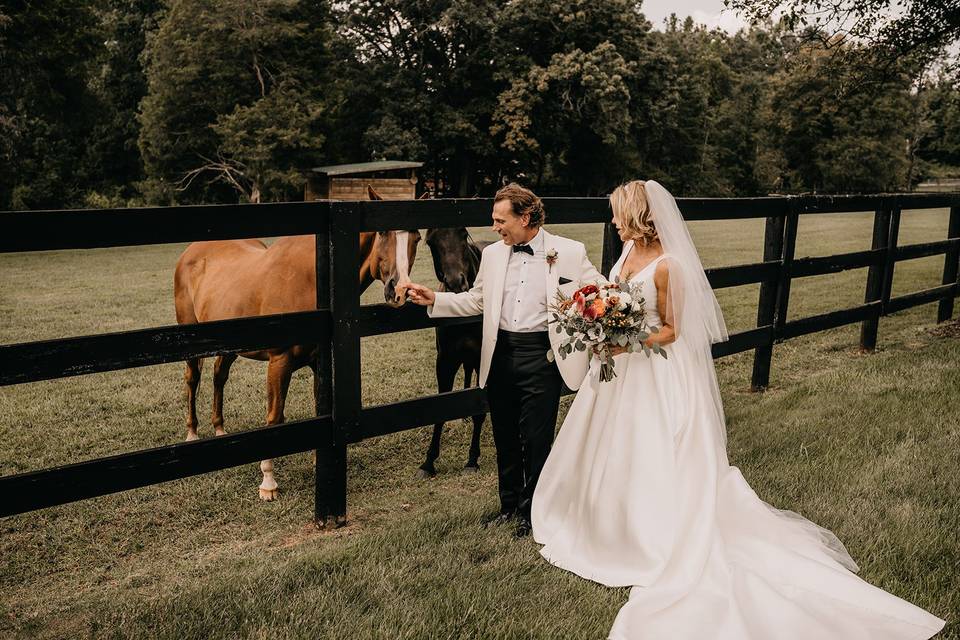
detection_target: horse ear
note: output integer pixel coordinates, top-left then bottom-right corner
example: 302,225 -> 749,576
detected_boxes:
367,184 -> 384,200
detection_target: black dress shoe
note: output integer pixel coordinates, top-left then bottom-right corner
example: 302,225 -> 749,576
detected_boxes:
482,511 -> 516,528
514,516 -> 532,538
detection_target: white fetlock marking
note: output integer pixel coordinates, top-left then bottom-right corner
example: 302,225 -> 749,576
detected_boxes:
259,459 -> 278,501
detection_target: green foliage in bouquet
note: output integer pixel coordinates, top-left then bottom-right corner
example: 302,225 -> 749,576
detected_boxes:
546,275 -> 666,382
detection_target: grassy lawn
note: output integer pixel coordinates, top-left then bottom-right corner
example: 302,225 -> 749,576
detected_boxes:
0,207 -> 957,638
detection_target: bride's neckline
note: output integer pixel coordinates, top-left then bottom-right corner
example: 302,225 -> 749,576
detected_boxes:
618,240 -> 664,281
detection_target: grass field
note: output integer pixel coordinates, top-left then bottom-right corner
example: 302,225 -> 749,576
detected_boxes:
0,208 -> 957,639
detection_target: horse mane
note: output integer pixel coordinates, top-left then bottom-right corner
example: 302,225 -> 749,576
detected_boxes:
465,233 -> 485,282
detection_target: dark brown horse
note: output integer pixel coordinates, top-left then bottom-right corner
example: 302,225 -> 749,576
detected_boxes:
174,186 -> 421,500
418,226 -> 491,478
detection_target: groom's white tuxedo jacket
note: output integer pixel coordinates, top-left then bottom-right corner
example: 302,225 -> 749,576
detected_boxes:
428,228 -> 604,391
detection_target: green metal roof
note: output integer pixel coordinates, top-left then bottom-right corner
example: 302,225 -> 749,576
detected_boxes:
309,161 -> 423,176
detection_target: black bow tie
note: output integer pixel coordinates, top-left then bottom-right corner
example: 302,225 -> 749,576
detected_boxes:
513,244 -> 534,256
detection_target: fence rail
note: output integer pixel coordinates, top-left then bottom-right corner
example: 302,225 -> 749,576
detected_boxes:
1,193 -> 958,521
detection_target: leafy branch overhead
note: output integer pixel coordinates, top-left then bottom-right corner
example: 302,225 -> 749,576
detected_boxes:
726,0 -> 960,70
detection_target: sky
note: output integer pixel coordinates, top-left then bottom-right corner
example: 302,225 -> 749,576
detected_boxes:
640,0 -> 751,33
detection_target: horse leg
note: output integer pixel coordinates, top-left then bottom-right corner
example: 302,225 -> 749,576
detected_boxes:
184,358 -> 203,441
419,356 -> 458,479
260,352 -> 294,501
464,366 -> 483,472
211,353 -> 237,436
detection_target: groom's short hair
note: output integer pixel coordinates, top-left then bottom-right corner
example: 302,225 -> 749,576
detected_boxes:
495,183 -> 546,227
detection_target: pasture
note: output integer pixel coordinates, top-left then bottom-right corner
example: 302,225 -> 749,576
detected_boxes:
0,209 -> 957,639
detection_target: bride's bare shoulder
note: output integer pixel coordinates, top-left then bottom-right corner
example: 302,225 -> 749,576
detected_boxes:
654,256 -> 671,287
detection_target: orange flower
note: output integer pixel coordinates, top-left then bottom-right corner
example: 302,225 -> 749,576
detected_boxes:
583,297 -> 607,321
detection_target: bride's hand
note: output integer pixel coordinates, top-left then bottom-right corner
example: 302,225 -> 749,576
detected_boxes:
593,344 -> 628,357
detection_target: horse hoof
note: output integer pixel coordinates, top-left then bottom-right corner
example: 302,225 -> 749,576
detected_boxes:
417,467 -> 436,479
214,428 -> 228,437
259,487 -> 278,501
185,432 -> 199,442
463,464 -> 479,473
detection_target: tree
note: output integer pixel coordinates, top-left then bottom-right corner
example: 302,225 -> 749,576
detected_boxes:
0,0 -> 102,210
83,0 -> 163,205
491,43 -> 636,193
634,18 -> 738,196
916,75 -> 960,176
490,0 -> 659,194
334,0 -> 506,196
181,82 -> 328,202
138,0 -> 336,203
726,0 -> 959,74
763,43 -> 914,192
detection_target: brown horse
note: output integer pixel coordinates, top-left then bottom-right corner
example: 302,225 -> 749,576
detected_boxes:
174,186 -> 421,500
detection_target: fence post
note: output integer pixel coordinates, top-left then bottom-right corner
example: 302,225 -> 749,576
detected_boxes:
314,208 -> 335,526
751,210 -> 785,391
937,205 -> 960,323
315,202 -> 360,528
774,206 -> 799,333
601,222 -> 624,277
860,205 -> 891,351
880,205 -> 902,314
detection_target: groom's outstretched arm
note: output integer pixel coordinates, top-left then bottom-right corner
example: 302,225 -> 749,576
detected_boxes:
405,259 -> 485,317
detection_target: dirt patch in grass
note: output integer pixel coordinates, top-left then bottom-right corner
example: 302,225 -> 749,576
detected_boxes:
277,508 -> 369,548
929,318 -> 960,339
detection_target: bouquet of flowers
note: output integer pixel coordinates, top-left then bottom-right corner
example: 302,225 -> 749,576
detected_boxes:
547,276 -> 666,382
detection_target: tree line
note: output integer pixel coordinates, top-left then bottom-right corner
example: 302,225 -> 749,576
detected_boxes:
2,0 -> 958,210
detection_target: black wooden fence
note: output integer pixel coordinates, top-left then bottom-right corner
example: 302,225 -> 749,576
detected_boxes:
1,194 -> 958,523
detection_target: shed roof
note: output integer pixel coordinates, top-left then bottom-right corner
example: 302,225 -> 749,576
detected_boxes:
309,161 -> 423,176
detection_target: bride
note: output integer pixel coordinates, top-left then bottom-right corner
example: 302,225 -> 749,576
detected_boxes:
531,180 -> 946,639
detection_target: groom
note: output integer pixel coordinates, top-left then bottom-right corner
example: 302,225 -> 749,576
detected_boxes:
405,183 -> 603,536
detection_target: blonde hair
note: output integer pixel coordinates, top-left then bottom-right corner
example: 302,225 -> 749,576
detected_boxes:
610,180 -> 658,245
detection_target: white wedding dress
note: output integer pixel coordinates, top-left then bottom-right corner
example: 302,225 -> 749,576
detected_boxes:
532,238 -> 946,639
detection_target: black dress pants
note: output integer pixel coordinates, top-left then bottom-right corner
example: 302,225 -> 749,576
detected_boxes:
486,329 -> 563,520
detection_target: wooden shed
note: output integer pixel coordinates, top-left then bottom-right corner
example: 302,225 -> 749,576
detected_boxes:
304,161 -> 423,201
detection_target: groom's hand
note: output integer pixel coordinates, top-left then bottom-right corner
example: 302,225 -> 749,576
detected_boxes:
405,282 -> 436,306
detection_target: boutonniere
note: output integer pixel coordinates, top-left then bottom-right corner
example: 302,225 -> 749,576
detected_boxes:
546,248 -> 558,272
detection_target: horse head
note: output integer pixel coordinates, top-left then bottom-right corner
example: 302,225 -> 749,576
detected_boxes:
367,185 -> 422,307
425,225 -> 482,293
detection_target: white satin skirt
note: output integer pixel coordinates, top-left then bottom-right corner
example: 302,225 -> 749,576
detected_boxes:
532,350 -> 946,639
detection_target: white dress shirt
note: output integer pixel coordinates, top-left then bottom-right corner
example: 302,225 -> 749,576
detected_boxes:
500,227 -> 549,332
